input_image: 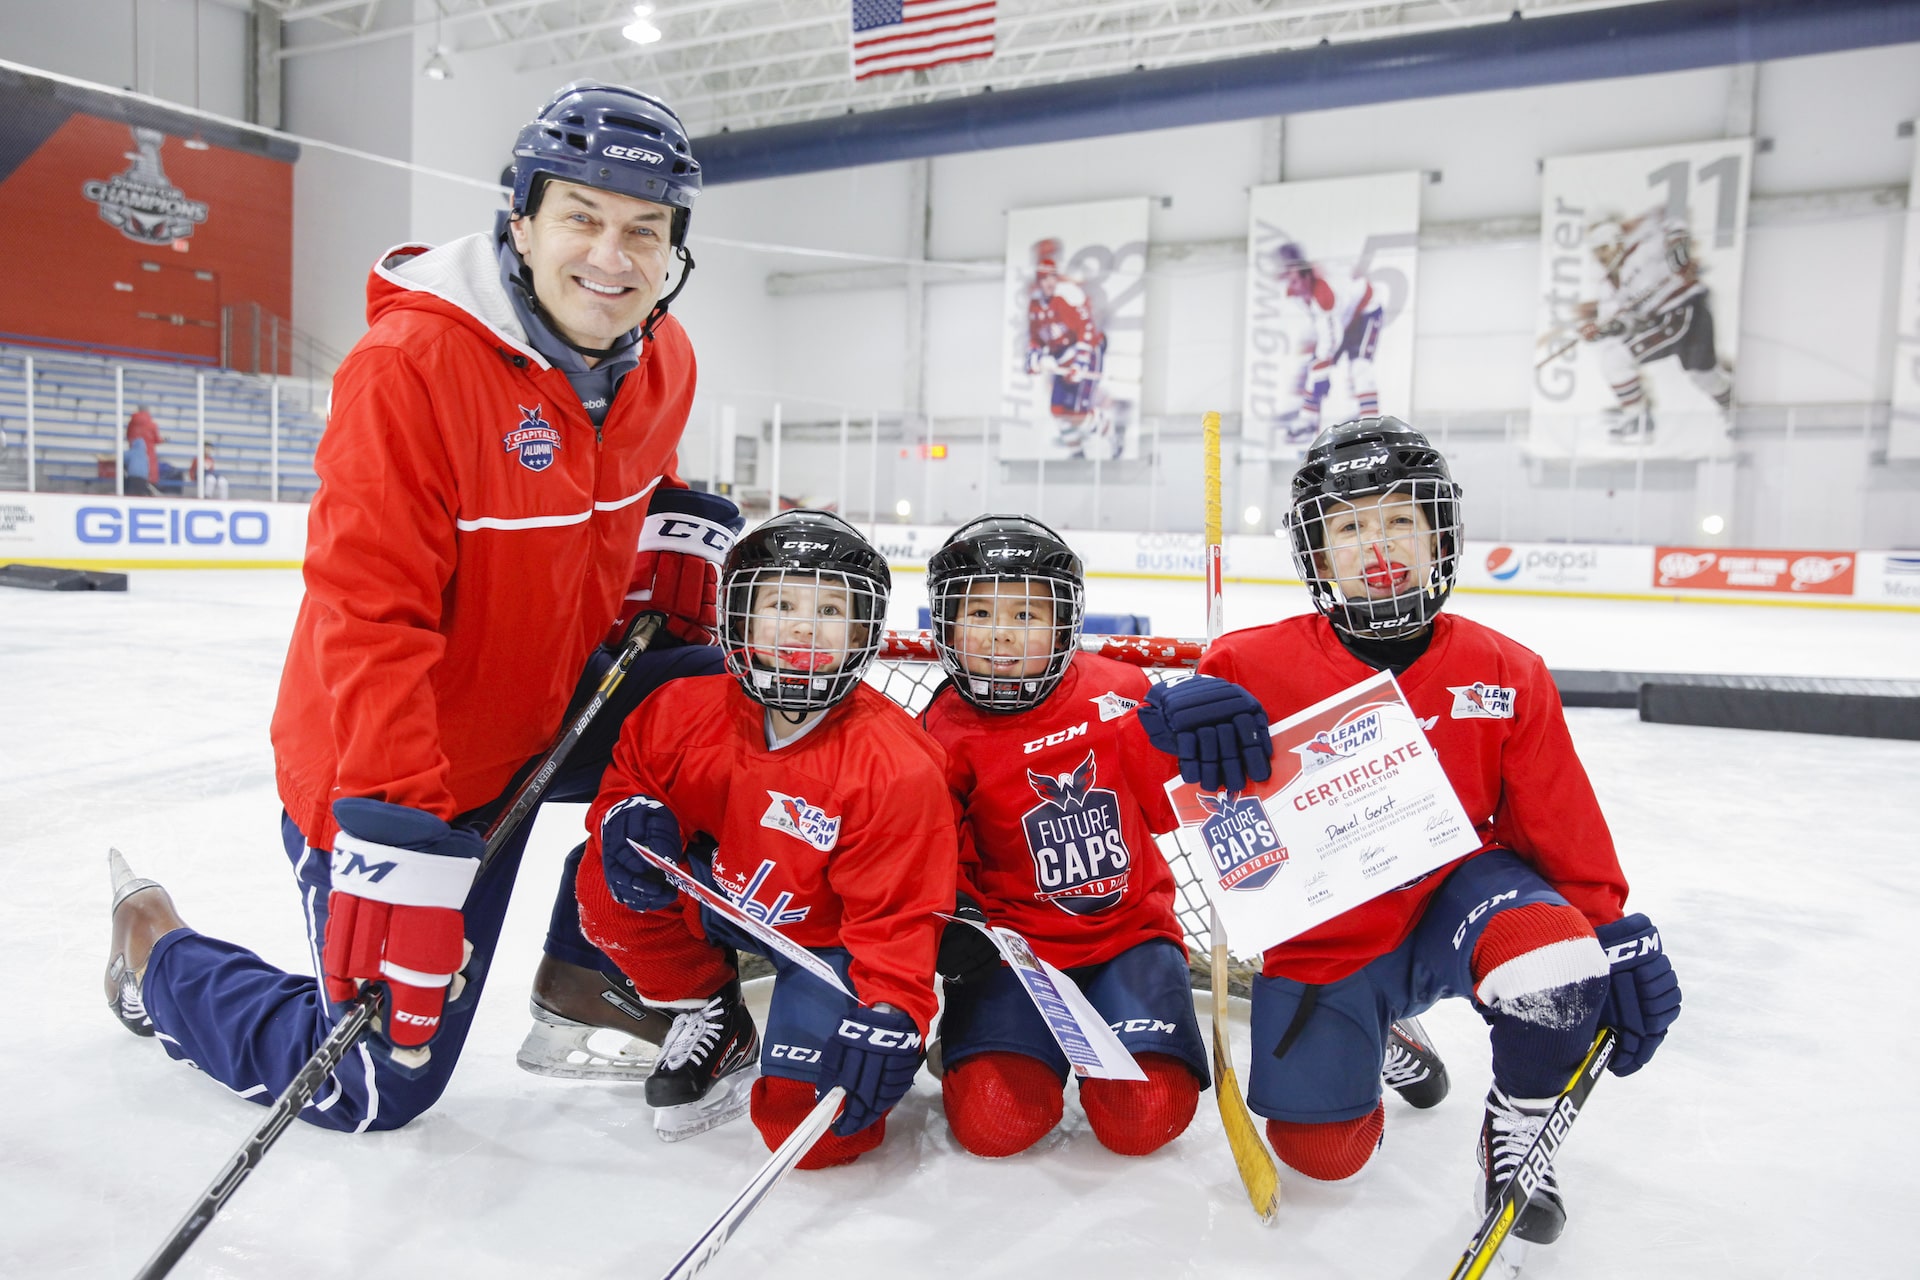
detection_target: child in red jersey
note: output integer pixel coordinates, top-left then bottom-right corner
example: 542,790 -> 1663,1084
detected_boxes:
1196,417 -> 1681,1260
575,510 -> 959,1167
920,514 -> 1273,1158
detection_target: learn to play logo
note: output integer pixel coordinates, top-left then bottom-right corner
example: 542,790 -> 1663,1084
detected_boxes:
503,405 -> 562,472
1021,752 -> 1130,915
760,791 -> 841,852
1197,791 -> 1287,891
1448,682 -> 1517,720
1290,703 -> 1389,775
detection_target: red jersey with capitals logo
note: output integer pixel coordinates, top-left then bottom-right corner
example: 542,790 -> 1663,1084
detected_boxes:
583,674 -> 960,1035
921,653 -> 1188,971
269,234 -> 695,848
1200,612 -> 1628,985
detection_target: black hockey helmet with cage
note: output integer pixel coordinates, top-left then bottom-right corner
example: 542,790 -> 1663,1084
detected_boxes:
721,509 -> 890,715
1286,416 -> 1462,640
927,514 -> 1085,713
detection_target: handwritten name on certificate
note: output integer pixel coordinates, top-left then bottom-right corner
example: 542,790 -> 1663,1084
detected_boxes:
1163,670 -> 1479,953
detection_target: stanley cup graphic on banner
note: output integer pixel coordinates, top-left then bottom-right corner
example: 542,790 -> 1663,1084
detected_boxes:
1531,139 -> 1752,460
998,198 -> 1149,461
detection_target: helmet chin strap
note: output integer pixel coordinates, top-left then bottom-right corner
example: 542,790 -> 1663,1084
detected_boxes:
641,243 -> 696,341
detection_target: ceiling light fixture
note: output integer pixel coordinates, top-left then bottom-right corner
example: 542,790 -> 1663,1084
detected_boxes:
622,3 -> 662,45
422,4 -> 453,79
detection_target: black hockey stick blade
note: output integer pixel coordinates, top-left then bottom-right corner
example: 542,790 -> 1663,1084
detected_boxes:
128,612 -> 667,1280
1446,1028 -> 1618,1280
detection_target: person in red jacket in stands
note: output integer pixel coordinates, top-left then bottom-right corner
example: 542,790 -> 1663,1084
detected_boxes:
102,81 -> 743,1132
123,404 -> 162,496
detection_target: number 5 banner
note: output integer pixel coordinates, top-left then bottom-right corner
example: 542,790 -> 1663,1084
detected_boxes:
1244,172 -> 1421,461
1530,139 -> 1752,461
999,198 -> 1149,461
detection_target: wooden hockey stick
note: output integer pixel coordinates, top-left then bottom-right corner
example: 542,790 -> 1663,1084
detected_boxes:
1200,408 -> 1282,1223
131,615 -> 667,1280
660,1087 -> 848,1280
1446,1029 -> 1617,1280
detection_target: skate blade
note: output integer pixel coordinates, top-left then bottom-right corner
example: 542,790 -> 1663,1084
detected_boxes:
652,1064 -> 760,1142
108,847 -> 162,911
516,1016 -> 659,1081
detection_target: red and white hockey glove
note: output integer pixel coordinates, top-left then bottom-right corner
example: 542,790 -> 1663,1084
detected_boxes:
324,798 -> 482,1052
612,487 -> 744,647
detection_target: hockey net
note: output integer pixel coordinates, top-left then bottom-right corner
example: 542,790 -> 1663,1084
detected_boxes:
869,630 -> 1261,995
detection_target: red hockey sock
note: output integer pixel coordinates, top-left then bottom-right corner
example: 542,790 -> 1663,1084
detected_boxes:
1265,1102 -> 1384,1181
574,853 -> 735,1001
941,1052 -> 1064,1158
1470,902 -> 1605,1008
1080,1053 -> 1201,1156
750,1076 -> 885,1169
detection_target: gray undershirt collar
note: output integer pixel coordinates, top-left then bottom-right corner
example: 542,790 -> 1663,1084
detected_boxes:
496,235 -> 639,427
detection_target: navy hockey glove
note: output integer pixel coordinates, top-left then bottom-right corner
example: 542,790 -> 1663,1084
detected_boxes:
1136,676 -> 1274,794
600,793 -> 684,913
819,1004 -> 924,1136
1596,913 -> 1681,1076
615,487 -> 744,647
936,892 -> 1001,987
324,799 -> 482,1052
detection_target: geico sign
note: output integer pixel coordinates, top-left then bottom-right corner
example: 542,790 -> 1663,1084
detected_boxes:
76,505 -> 270,546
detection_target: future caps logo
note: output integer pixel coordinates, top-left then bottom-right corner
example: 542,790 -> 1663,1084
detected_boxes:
1485,547 -> 1521,581
83,127 -> 209,245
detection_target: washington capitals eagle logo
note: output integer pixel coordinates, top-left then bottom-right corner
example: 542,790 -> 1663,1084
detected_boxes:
1020,751 -> 1130,916
503,404 -> 562,472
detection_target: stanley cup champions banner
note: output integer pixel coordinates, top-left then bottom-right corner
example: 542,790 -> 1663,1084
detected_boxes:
1890,143 -> 1920,460
1244,172 -> 1421,460
999,198 -> 1149,461
1531,139 -> 1752,460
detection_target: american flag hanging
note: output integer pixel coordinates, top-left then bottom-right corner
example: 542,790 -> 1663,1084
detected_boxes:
850,0 -> 996,81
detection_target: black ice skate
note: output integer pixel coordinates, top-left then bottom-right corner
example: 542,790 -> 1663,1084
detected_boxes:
105,848 -> 188,1038
1382,1016 -> 1450,1109
1478,1084 -> 1568,1261
516,955 -> 672,1081
644,980 -> 759,1141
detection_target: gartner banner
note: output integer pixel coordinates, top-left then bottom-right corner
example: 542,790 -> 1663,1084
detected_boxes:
999,198 -> 1148,462
1891,145 -> 1920,460
1531,139 -> 1752,461
1244,173 -> 1421,461
0,492 -> 306,565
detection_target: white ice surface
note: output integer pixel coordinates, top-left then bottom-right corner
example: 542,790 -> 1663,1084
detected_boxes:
3,570 -> 1918,1278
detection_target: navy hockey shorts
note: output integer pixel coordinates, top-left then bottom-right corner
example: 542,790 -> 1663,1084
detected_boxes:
1050,373 -> 1099,416
1337,305 -> 1383,363
938,938 -> 1211,1088
1244,849 -> 1576,1124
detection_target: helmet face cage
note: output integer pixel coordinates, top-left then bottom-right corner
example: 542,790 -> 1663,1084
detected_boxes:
1286,418 -> 1462,640
721,563 -> 887,715
930,572 -> 1085,712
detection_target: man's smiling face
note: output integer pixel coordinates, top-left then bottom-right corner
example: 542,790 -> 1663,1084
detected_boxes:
510,179 -> 674,354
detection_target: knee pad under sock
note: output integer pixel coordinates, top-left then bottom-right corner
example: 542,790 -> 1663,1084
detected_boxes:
1266,1102 -> 1385,1182
1080,1053 -> 1201,1157
750,1075 -> 884,1169
941,1052 -> 1064,1158
1473,901 -> 1610,1097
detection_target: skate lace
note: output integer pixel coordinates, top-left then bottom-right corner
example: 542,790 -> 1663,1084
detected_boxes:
659,996 -> 727,1071
1486,1090 -> 1560,1193
1380,1038 -> 1431,1088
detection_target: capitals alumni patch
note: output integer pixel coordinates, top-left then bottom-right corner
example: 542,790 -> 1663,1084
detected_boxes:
503,404 -> 562,472
1449,682 -> 1517,719
760,791 -> 841,851
1022,752 -> 1131,915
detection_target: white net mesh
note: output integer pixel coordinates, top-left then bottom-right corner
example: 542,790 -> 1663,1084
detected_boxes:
867,630 -> 1248,983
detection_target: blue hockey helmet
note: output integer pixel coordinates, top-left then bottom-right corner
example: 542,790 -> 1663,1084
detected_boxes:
510,81 -> 700,245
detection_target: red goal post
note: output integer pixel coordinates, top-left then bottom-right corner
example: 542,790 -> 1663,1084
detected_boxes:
866,629 -> 1232,973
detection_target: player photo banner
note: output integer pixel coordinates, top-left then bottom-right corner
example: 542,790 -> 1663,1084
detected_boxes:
1531,139 -> 1752,461
1890,144 -> 1920,460
999,198 -> 1148,461
1245,173 -> 1421,460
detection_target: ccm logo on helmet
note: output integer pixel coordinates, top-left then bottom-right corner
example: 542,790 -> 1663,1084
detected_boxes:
1328,452 -> 1390,474
602,144 -> 664,164
782,540 -> 830,553
986,546 -> 1034,560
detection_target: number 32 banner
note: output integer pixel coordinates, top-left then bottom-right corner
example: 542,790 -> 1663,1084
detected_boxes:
998,197 -> 1148,462
1244,172 -> 1421,461
1530,138 -> 1752,461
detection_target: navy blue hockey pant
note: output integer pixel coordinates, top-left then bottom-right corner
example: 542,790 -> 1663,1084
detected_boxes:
140,643 -> 724,1133
1244,850 -> 1605,1124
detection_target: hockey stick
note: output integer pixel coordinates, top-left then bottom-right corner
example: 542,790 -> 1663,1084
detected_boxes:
659,1087 -> 848,1280
1200,408 -> 1281,1223
1446,1028 -> 1618,1280
131,614 -> 667,1280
